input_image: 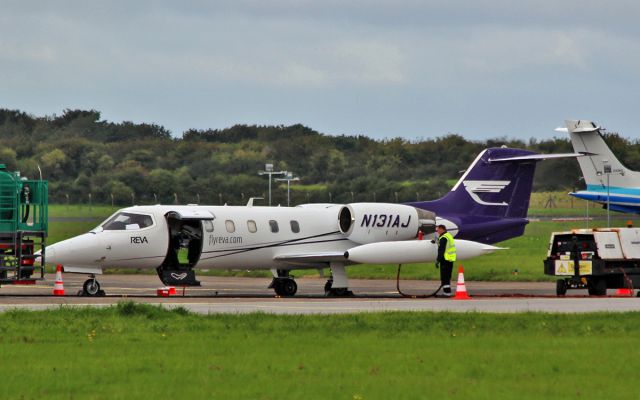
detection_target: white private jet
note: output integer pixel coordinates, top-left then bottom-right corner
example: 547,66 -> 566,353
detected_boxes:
46,145 -> 576,296
45,202 -> 499,296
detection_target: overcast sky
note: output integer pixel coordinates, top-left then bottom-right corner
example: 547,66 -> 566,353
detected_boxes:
1,1 -> 639,140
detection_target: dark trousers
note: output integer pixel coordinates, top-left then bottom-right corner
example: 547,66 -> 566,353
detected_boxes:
440,260 -> 454,289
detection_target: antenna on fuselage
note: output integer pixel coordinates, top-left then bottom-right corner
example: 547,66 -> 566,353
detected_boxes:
246,197 -> 264,207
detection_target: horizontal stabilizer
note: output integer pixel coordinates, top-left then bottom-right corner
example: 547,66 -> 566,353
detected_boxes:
565,120 -> 601,133
488,153 -> 586,163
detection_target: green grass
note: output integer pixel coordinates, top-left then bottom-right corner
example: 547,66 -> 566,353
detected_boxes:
527,192 -> 609,217
1,304 -> 639,399
398,179 -> 429,187
528,206 -> 609,217
49,204 -> 119,219
48,221 -> 98,244
288,183 -> 328,192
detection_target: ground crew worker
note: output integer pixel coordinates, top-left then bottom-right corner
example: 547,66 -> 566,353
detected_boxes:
436,224 -> 456,297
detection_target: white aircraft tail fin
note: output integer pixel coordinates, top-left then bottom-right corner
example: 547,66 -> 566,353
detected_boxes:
566,120 -> 640,189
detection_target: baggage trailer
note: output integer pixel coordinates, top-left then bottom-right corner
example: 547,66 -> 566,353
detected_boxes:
544,228 -> 640,296
0,164 -> 47,285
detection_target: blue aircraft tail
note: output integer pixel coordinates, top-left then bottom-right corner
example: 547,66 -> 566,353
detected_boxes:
407,147 -> 540,243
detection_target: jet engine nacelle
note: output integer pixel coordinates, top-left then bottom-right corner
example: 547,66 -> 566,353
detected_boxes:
337,203 -> 436,245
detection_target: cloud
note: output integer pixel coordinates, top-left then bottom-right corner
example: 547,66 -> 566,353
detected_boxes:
0,1 -> 639,138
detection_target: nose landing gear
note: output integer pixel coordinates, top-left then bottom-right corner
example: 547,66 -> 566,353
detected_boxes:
79,275 -> 105,296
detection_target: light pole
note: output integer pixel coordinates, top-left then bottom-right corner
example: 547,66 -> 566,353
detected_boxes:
275,172 -> 300,206
258,163 -> 286,206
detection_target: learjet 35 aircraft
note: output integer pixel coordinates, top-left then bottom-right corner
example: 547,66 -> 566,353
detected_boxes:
45,147 -> 577,296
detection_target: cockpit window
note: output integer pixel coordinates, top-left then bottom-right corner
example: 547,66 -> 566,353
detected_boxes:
102,212 -> 154,231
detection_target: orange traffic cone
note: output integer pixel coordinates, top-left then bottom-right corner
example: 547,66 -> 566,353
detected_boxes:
453,265 -> 471,300
53,264 -> 64,296
615,288 -> 633,296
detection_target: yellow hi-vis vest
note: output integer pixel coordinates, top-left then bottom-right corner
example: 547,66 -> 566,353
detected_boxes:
438,232 -> 457,262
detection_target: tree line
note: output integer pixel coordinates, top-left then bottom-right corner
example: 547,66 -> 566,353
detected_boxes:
0,108 -> 635,206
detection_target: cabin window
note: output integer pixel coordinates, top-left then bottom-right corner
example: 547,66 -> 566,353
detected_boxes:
225,220 -> 236,233
290,220 -> 300,233
247,220 -> 257,233
269,220 -> 279,233
102,212 -> 153,231
203,220 -> 214,232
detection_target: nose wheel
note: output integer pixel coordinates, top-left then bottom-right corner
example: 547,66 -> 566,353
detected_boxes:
80,277 -> 105,297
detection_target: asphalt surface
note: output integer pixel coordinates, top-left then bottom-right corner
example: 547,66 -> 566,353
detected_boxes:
1,274 -> 639,313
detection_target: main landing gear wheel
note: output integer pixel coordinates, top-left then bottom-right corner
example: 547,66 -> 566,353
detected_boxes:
324,280 -> 353,297
81,278 -> 104,297
273,278 -> 298,297
326,288 -> 353,297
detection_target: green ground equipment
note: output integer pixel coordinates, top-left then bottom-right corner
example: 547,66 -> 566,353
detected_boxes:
0,164 -> 47,284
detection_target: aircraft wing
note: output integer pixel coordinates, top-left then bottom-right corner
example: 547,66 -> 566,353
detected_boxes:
274,252 -> 347,266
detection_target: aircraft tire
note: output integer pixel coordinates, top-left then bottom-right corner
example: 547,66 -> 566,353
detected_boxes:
274,279 -> 297,297
280,279 -> 298,297
326,288 -> 353,297
83,278 -> 101,296
556,279 -> 567,296
324,279 -> 333,293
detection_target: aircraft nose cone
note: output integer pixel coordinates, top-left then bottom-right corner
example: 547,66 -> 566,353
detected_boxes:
45,233 -> 100,267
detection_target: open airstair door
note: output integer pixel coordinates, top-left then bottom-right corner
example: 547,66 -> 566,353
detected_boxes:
157,210 -> 215,286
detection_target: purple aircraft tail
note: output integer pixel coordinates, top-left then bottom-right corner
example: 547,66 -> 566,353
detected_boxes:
407,147 -> 540,243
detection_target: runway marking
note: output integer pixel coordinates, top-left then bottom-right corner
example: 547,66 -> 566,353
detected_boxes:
0,285 -> 53,289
